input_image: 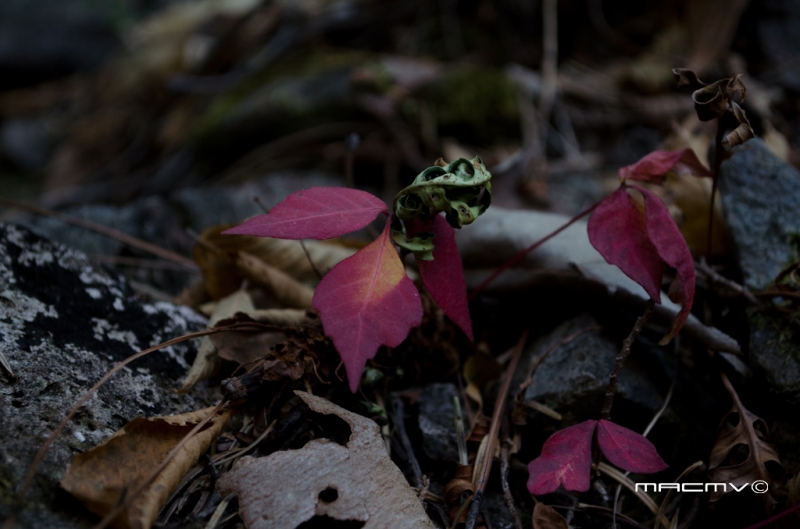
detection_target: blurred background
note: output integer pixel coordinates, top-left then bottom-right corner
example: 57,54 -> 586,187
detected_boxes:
0,0 -> 797,291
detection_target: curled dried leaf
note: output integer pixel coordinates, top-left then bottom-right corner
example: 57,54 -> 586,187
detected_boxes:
693,82 -> 729,122
672,68 -> 706,90
723,103 -> 755,149
444,463 -> 475,524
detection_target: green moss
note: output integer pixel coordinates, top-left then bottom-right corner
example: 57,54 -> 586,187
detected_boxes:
421,65 -> 520,145
748,308 -> 800,362
190,47 -> 375,145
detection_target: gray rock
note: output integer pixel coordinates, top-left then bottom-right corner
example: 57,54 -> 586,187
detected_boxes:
417,383 -> 462,463
0,224 -> 215,528
171,170 -> 344,232
747,309 -> 800,403
521,314 -> 669,425
719,138 -> 800,291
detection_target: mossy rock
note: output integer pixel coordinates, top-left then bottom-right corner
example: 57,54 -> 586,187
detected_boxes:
747,308 -> 800,403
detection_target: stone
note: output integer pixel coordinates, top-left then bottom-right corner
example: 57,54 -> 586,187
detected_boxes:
0,224 -> 216,528
747,309 -> 800,404
417,383 -> 461,463
520,314 -> 668,428
718,137 -> 800,291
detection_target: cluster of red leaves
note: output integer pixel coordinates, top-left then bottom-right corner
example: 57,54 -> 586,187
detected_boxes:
527,420 -> 668,495
588,149 -> 711,344
529,149 -> 709,494
224,187 -> 472,392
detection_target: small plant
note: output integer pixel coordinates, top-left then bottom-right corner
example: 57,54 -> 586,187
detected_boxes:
526,70 -> 756,497
224,156 -> 492,391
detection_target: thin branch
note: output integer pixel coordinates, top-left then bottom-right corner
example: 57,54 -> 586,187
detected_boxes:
0,197 -> 198,271
464,330 -> 529,529
600,300 -> 655,420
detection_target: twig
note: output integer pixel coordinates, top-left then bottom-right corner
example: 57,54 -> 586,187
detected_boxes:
393,396 -> 423,488
204,494 -> 235,529
706,123 -> 727,258
596,462 -> 659,514
654,460 -> 705,529
500,443 -> 523,529
0,197 -> 198,271
469,200 -> 600,299
696,259 -> 758,303
600,300 -> 656,420
464,330 -> 529,529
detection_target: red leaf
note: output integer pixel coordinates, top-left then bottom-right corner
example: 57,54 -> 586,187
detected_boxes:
407,215 -> 473,340
635,186 -> 696,345
312,220 -> 422,392
223,187 -> 388,239
527,420 -> 597,495
618,149 -> 712,184
588,188 -> 663,302
596,420 -> 668,474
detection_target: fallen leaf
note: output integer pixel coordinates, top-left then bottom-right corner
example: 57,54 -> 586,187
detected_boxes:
217,391 -> 436,529
408,214 -> 473,340
234,250 -> 314,308
223,187 -> 388,239
312,221 -> 422,392
708,375 -> 787,512
61,406 -> 231,529
527,420 -> 596,495
178,289 -> 256,393
202,227 -> 359,281
533,502 -> 569,529
596,419 -> 668,474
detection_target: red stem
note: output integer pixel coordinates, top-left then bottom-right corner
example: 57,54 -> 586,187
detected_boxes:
469,200 -> 600,300
742,503 -> 800,529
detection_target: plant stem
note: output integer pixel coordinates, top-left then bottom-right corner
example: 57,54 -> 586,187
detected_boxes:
600,300 -> 656,420
469,200 -> 600,300
706,121 -> 727,259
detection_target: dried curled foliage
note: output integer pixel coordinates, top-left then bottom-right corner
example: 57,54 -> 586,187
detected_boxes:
708,374 -> 787,513
672,68 -> 754,148
61,407 -> 231,529
220,315 -> 331,400
532,502 -> 569,529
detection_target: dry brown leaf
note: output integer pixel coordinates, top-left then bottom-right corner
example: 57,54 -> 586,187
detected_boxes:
532,502 -> 568,529
217,391 -> 436,529
723,103 -> 755,149
234,250 -> 314,308
61,406 -> 231,529
708,374 -> 787,512
776,474 -> 800,529
202,225 -> 358,282
178,289 -> 256,392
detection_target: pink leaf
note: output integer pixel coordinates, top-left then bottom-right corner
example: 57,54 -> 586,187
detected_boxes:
406,215 -> 473,340
597,420 -> 668,474
588,188 -> 663,302
635,186 -> 696,345
618,149 -> 712,184
312,220 -> 422,392
527,420 -> 597,495
223,187 -> 388,239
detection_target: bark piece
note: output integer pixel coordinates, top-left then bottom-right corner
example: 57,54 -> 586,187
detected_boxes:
217,391 -> 436,529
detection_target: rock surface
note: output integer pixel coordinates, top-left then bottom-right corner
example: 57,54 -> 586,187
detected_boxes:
520,314 -> 669,427
719,137 -> 800,291
417,383 -> 461,463
719,138 -> 800,402
0,224 -> 215,528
